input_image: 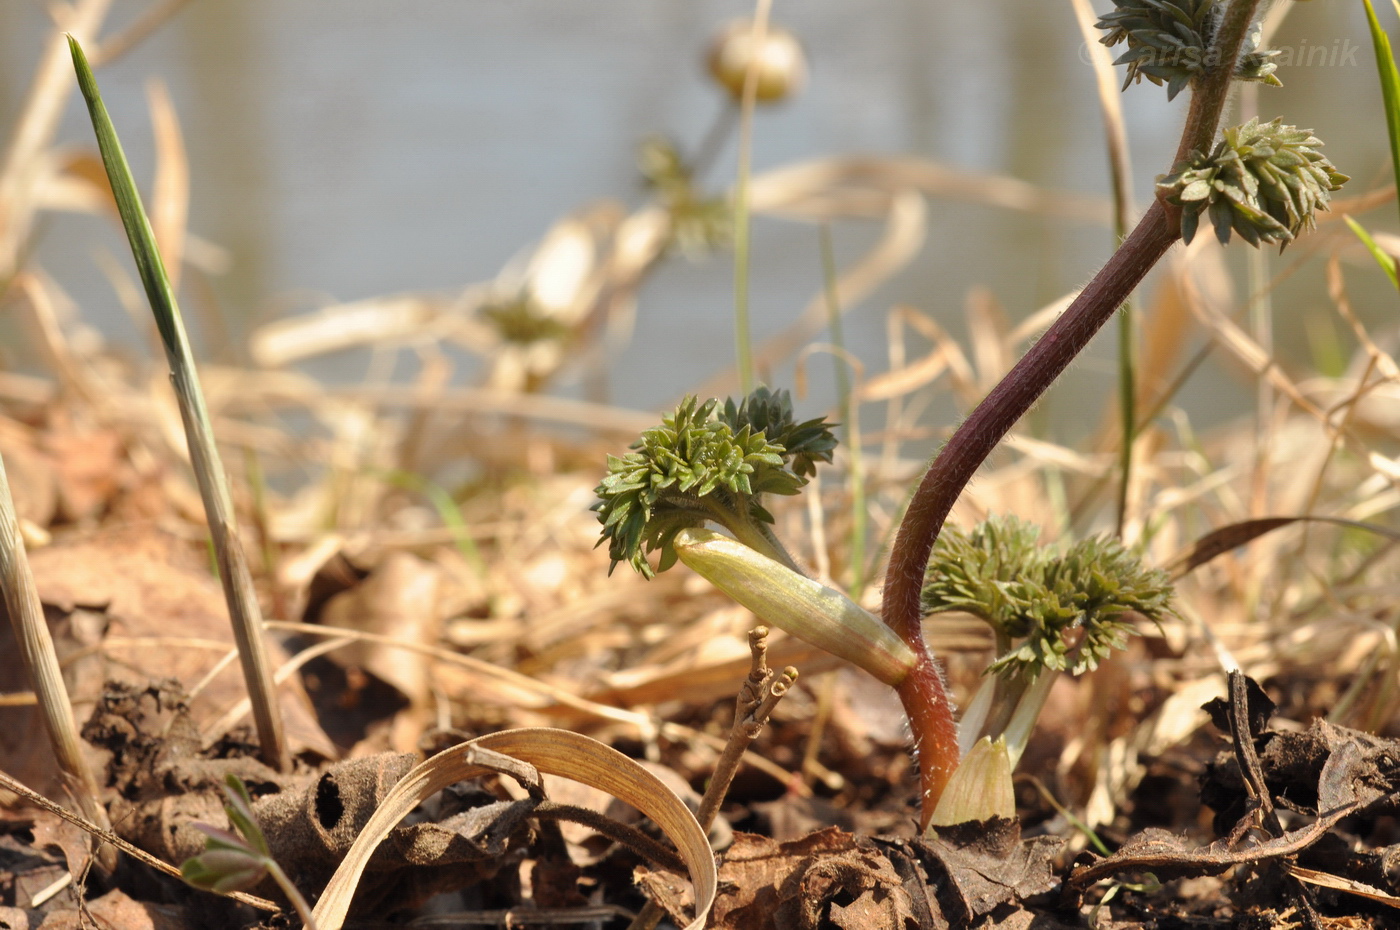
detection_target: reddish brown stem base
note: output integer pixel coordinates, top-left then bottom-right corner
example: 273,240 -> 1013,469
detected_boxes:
895,648 -> 959,830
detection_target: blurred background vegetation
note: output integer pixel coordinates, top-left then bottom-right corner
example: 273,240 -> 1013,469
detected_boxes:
0,1 -> 1392,442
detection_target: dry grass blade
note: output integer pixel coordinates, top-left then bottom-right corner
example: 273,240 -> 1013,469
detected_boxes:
0,452 -> 112,853
1069,0 -> 1137,536
0,0 -> 111,281
67,35 -> 290,771
146,77 -> 188,294
88,0 -> 192,68
1289,865 -> 1400,910
1068,0 -> 1132,230
311,728 -> 717,930
248,294 -> 448,367
1165,515 -> 1400,580
747,155 -> 1111,223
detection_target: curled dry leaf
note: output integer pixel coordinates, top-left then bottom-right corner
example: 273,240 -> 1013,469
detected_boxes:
312,728 -> 717,930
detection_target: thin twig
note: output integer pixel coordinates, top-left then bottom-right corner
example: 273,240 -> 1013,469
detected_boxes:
630,628 -> 797,930
0,766 -> 277,912
1226,671 -> 1323,930
88,0 -> 192,68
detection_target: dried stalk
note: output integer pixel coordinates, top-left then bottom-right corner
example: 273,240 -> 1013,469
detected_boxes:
629,627 -> 797,930
0,452 -> 113,866
0,0 -> 112,282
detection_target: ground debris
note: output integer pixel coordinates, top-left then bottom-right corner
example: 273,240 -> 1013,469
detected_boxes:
1073,676 -> 1400,928
641,820 -> 1064,930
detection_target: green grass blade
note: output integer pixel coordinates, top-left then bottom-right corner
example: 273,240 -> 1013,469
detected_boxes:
1363,0 -> 1400,231
67,35 -> 290,771
67,37 -> 183,354
818,224 -> 866,596
1346,215 -> 1400,289
378,468 -> 487,577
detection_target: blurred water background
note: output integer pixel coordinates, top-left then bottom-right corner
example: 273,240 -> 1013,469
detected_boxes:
0,1 -> 1392,443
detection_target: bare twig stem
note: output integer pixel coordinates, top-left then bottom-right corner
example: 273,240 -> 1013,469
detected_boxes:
629,628 -> 796,930
695,629 -> 795,832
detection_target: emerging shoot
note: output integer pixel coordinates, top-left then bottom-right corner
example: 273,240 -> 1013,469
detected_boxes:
593,387 -> 835,578
182,775 -> 317,930
922,516 -> 1174,767
595,387 -> 957,824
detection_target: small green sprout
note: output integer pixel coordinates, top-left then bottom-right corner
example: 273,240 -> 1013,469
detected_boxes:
181,774 -> 317,929
480,293 -> 571,345
922,515 -> 1174,762
593,387 -> 835,577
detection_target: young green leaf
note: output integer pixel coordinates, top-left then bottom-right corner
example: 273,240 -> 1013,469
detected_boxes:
180,828 -> 268,894
1345,215 -> 1400,290
1362,0 -> 1400,231
180,776 -> 272,894
1095,0 -> 1280,100
1157,118 -> 1348,248
181,775 -> 317,927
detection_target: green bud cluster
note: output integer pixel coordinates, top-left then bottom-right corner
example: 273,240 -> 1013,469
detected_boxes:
1096,0 -> 1280,100
480,294 -> 570,346
638,136 -> 731,257
921,516 -> 1173,680
1158,117 -> 1349,247
594,387 -> 836,578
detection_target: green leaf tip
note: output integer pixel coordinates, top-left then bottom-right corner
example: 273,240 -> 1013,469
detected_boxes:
67,28 -> 184,357
1157,117 -> 1348,249
593,386 -> 836,578
1345,215 -> 1400,290
922,515 -> 1174,680
1361,0 -> 1400,233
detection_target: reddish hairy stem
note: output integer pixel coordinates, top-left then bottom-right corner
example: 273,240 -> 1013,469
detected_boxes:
886,199 -> 1176,648
895,653 -> 959,829
884,199 -> 1179,812
883,0 -> 1262,649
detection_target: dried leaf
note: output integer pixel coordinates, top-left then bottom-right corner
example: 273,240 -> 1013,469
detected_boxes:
312,728 -> 716,930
